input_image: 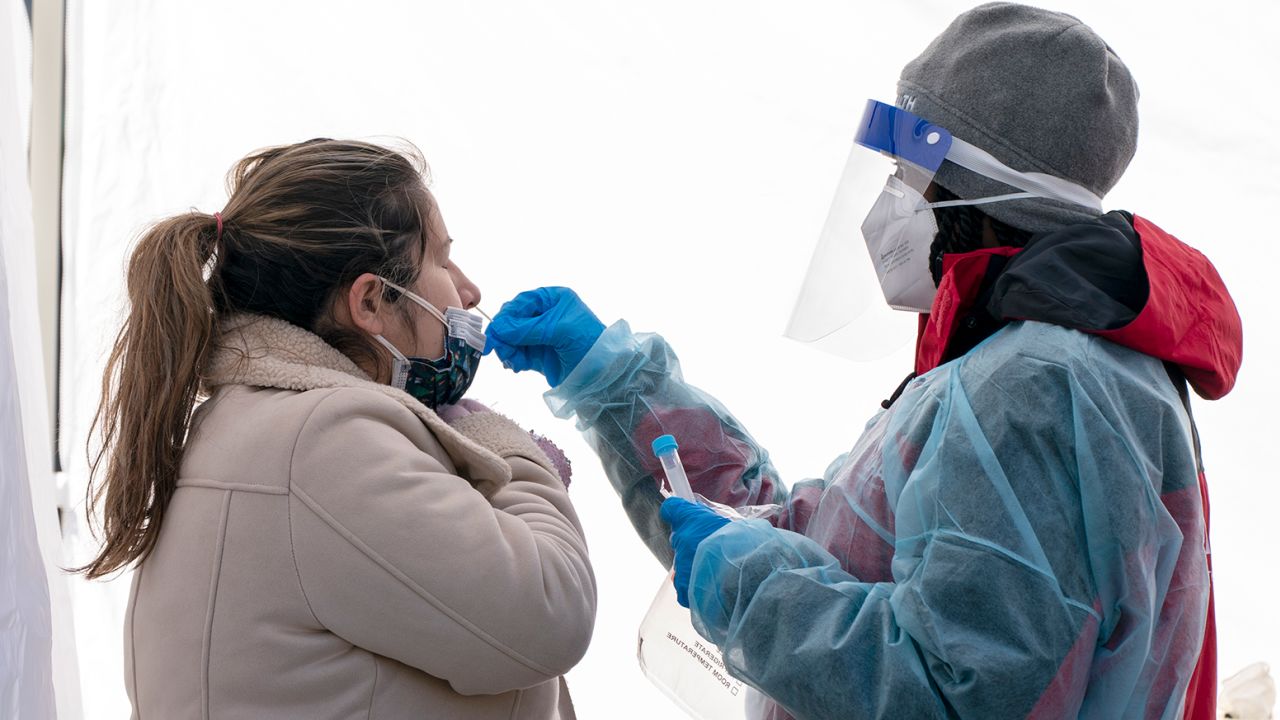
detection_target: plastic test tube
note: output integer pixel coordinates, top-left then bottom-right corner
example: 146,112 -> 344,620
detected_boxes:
651,434 -> 695,501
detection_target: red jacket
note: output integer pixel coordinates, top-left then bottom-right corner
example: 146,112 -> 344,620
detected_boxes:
917,211 -> 1242,719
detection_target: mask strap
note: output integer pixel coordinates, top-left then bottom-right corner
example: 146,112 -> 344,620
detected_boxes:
373,334 -> 411,388
924,192 -> 1036,210
885,174 -> 1039,212
373,333 -> 409,362
379,277 -> 449,326
945,136 -> 1105,212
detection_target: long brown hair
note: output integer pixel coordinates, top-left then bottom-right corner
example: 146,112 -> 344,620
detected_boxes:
78,139 -> 430,579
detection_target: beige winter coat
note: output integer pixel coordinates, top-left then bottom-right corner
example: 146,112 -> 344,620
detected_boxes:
123,314 -> 596,719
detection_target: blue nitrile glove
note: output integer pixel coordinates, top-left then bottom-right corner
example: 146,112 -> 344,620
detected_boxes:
661,497 -> 732,609
483,287 -> 605,388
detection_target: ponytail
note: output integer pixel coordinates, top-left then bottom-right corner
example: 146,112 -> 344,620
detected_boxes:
78,212 -> 219,578
77,138 -> 432,578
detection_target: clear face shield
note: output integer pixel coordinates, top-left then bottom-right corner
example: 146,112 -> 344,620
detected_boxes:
784,100 -> 1105,361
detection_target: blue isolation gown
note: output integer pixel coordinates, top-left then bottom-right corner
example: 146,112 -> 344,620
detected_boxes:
546,319 -> 1207,719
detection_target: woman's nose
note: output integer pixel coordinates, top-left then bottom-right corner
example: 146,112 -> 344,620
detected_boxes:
451,264 -> 481,310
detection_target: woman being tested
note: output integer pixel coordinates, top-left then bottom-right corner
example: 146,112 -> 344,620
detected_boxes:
79,139 -> 596,718
486,4 -> 1241,719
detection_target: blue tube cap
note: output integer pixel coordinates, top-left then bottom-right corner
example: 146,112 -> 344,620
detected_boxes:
651,434 -> 678,457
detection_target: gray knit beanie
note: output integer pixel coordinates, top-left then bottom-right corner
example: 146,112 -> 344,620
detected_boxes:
897,2 -> 1139,233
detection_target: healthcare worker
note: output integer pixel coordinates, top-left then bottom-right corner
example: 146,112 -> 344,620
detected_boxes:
485,4 -> 1242,719
78,139 -> 595,719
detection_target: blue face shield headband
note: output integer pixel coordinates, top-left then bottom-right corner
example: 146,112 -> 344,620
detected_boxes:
852,99 -> 1104,210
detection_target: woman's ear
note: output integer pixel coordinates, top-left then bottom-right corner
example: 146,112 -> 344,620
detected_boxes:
346,273 -> 387,336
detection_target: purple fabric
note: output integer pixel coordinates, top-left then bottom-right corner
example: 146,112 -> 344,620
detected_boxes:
531,432 -> 572,488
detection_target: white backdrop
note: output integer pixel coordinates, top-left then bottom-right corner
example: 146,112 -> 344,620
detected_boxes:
55,1 -> 1278,718
3,1 -> 80,718
0,2 -> 56,717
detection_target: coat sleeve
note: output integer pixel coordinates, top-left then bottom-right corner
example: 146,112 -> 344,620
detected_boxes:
686,333 -> 1198,719
286,388 -> 596,696
545,320 -> 830,565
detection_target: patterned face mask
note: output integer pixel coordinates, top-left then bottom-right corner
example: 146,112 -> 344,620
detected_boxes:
373,278 -> 485,409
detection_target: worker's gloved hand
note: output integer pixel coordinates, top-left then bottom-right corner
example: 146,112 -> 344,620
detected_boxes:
484,287 -> 605,387
661,497 -> 732,609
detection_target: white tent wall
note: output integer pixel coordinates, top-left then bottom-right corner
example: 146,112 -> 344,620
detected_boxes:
0,3 -> 55,716
2,0 -> 81,718
54,2 -> 1277,718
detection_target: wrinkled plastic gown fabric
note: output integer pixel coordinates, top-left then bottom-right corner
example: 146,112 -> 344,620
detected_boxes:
548,319 -> 1208,720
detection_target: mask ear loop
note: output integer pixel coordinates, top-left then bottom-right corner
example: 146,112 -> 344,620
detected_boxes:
925,192 -> 1036,210
378,277 -> 450,325
380,277 -> 491,354
372,334 -> 412,389
884,172 -> 1037,213
379,275 -> 491,345
372,333 -> 409,361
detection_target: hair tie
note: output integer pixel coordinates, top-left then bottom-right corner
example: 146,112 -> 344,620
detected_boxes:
214,212 -> 224,243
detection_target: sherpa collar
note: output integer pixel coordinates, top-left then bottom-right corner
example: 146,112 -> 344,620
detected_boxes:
204,313 -> 513,493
